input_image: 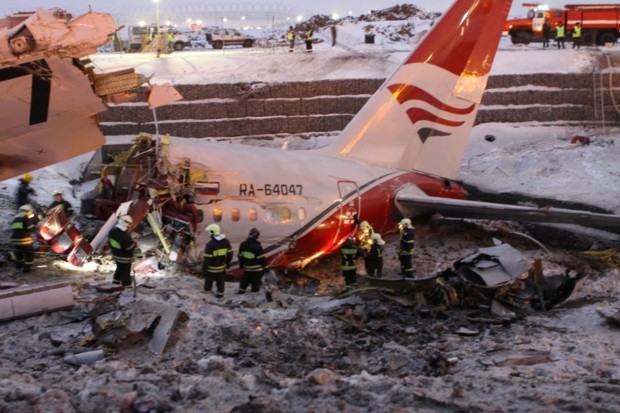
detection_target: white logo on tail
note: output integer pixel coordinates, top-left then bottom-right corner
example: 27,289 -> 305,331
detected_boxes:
387,83 -> 476,143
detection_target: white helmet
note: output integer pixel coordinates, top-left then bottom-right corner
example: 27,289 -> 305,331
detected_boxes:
19,204 -> 34,214
371,233 -> 382,241
119,215 -> 133,226
399,218 -> 412,229
53,189 -> 63,196
206,223 -> 221,236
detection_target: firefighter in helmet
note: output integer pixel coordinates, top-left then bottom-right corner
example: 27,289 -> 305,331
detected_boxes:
203,223 -> 233,298
340,236 -> 361,287
108,215 -> 136,287
10,204 -> 39,273
15,173 -> 35,208
358,220 -> 374,252
364,232 -> 385,278
398,218 -> 415,277
47,189 -> 74,217
238,227 -> 267,294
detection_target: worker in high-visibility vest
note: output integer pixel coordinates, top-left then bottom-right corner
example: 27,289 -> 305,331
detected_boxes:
556,22 -> 566,49
167,30 -> 175,51
572,22 -> 582,49
286,26 -> 296,52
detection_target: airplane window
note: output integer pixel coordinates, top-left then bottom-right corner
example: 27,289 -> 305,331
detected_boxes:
281,207 -> 292,223
298,207 -> 306,221
265,206 -> 292,223
249,208 -> 258,222
231,208 -> 240,222
213,207 -> 222,222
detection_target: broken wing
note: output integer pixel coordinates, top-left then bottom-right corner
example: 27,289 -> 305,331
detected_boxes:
395,192 -> 620,227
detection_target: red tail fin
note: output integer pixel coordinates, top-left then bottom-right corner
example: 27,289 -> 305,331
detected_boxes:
322,0 -> 513,179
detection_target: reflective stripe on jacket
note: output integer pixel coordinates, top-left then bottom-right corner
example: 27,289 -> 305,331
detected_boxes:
203,237 -> 233,273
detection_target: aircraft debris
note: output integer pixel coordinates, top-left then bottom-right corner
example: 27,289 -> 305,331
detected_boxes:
88,299 -> 188,355
571,135 -> 591,146
598,308 -> 620,327
0,8 -> 148,181
364,242 -> 585,319
0,280 -> 74,322
485,349 -> 553,367
64,350 -> 105,366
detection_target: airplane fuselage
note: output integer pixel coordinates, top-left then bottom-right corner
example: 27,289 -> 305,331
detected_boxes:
167,139 -> 467,269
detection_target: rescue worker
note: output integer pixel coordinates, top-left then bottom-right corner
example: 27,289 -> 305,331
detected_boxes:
112,31 -> 122,52
340,236 -> 361,287
542,18 -> 551,48
398,218 -> 415,278
556,22 -> 566,49
15,173 -> 35,208
304,26 -> 313,52
10,204 -> 39,273
364,232 -> 385,278
167,30 -> 175,51
358,220 -> 374,250
572,22 -> 582,49
203,223 -> 233,298
237,227 -> 267,294
108,215 -> 136,287
287,26 -> 296,52
47,190 -> 74,217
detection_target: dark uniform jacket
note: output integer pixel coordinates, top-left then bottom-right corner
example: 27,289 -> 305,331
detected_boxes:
340,243 -> 360,270
108,226 -> 136,264
48,200 -> 74,217
238,237 -> 266,272
203,237 -> 233,273
399,227 -> 415,255
16,180 -> 35,207
367,241 -> 384,263
11,214 -> 38,246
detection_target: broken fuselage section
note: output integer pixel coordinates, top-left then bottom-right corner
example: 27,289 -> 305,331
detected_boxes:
0,7 -> 147,181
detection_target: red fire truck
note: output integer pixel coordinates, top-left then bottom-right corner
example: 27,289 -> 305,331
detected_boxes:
505,3 -> 620,45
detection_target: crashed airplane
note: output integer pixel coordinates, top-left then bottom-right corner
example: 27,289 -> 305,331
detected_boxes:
71,0 -> 620,271
7,0 -> 620,272
0,7 -> 146,181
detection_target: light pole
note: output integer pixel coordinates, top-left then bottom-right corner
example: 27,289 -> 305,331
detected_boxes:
153,0 -> 160,35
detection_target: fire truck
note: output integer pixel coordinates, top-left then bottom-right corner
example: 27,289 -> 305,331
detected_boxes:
505,3 -> 620,45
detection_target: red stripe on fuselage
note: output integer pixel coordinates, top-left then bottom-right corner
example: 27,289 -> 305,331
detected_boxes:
266,171 -> 467,270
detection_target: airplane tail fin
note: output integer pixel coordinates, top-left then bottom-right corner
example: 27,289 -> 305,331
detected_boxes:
321,0 -> 512,179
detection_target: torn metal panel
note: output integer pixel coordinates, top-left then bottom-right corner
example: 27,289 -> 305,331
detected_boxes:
454,243 -> 531,287
486,349 -> 553,367
0,281 -> 74,321
91,299 -> 187,355
598,308 -> 620,326
149,307 -> 186,356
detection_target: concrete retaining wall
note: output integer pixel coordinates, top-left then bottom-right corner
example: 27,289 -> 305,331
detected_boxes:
99,73 -> 620,139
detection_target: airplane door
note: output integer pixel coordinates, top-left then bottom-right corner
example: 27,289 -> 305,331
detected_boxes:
333,180 -> 361,243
